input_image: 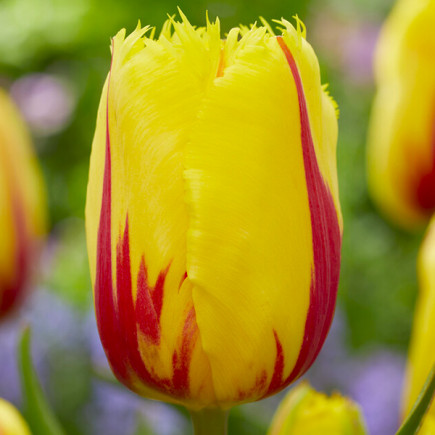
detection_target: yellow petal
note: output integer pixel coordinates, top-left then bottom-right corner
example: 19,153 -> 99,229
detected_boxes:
402,216 -> 435,419
0,398 -> 31,435
0,89 -> 46,317
367,0 -> 435,230
268,382 -> 367,435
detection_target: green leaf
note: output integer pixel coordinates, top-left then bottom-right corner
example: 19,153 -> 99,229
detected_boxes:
18,326 -> 66,435
396,365 -> 435,435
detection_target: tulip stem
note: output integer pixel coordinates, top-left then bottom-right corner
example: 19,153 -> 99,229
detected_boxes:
189,408 -> 229,435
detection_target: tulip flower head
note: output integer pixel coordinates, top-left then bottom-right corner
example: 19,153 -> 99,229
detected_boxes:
0,398 -> 31,435
402,216 -> 435,425
86,12 -> 342,410
367,0 -> 435,230
268,382 -> 367,435
0,90 -> 46,319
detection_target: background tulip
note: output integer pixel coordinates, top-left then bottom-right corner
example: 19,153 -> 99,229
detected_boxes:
0,397 -> 31,435
0,89 -> 46,318
402,216 -> 435,427
268,382 -> 367,435
367,0 -> 435,230
85,12 -> 342,414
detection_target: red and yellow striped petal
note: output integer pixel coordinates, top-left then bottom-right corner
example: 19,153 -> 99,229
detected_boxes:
85,14 -> 341,409
0,90 -> 46,318
367,0 -> 435,230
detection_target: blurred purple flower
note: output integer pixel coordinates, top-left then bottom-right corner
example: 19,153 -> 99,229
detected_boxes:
342,24 -> 379,85
348,350 -> 405,435
11,74 -> 75,136
310,11 -> 380,85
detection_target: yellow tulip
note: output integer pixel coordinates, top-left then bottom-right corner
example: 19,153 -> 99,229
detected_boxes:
0,90 -> 46,318
367,0 -> 435,230
402,216 -> 435,426
0,398 -> 31,435
85,12 -> 342,410
268,382 -> 367,435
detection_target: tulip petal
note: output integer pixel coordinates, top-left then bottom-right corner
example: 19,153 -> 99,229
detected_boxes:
0,90 -> 46,317
86,16 -> 341,409
402,217 -> 435,420
185,26 -> 341,404
86,25 -> 219,407
367,0 -> 435,229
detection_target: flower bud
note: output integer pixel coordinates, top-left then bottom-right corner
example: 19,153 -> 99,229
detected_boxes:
0,89 -> 46,318
86,12 -> 342,409
0,398 -> 31,435
367,0 -> 435,230
268,382 -> 367,435
402,216 -> 435,425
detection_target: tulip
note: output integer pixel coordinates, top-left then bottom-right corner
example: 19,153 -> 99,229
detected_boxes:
0,398 -> 31,435
0,89 -> 46,318
402,216 -> 435,427
268,382 -> 367,435
367,0 -> 435,230
85,11 -> 342,421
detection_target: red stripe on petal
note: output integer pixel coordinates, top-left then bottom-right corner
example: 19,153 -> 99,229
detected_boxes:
415,116 -> 435,211
178,271 -> 188,291
272,37 -> 341,391
153,265 -> 170,322
0,194 -> 31,318
94,52 -> 130,382
116,218 -> 167,389
94,42 -> 200,402
172,306 -> 198,397
136,257 -> 160,344
264,330 -> 284,396
95,46 -> 161,390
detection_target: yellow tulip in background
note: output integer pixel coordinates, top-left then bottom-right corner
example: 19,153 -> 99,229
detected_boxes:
402,216 -> 435,432
0,398 -> 31,435
268,382 -> 367,435
85,11 -> 341,431
367,0 -> 435,230
0,90 -> 46,319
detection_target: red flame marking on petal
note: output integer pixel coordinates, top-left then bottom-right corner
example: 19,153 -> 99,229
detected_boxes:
264,37 -> 341,396
236,370 -> 268,401
116,220 -> 170,389
414,116 -> 435,211
95,43 -> 157,389
136,257 -> 160,344
0,194 -> 31,318
94,42 -> 197,399
178,271 -> 188,291
172,306 -> 198,396
94,52 -> 131,382
265,330 -> 284,396
95,146 -> 169,392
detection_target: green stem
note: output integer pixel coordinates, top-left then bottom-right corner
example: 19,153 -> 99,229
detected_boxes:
190,408 -> 229,435
396,365 -> 435,435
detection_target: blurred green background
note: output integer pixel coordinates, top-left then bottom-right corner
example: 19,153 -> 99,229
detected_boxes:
0,0 -> 424,434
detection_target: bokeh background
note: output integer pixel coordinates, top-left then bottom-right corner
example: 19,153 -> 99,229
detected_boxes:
0,0 -> 424,434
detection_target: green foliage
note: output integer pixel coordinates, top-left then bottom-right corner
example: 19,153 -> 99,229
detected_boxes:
43,219 -> 92,310
18,327 -> 65,435
396,365 -> 435,435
